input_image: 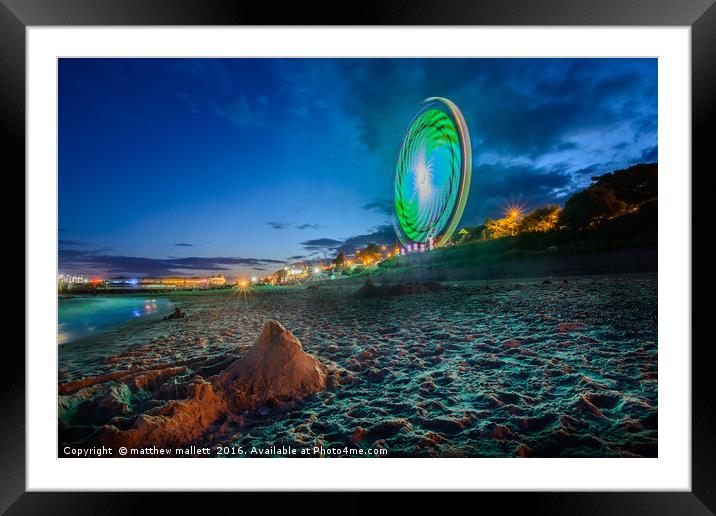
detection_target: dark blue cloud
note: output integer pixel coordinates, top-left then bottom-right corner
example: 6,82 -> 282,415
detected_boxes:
331,58 -> 656,219
299,225 -> 397,255
297,223 -> 323,230
58,246 -> 284,277
362,198 -> 394,217
269,222 -> 323,230
299,238 -> 344,250
213,95 -> 270,129
336,225 -> 396,254
638,146 -> 658,163
58,239 -> 87,247
464,164 -> 573,224
266,222 -> 291,230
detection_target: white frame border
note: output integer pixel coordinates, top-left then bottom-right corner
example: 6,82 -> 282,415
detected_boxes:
27,26 -> 691,491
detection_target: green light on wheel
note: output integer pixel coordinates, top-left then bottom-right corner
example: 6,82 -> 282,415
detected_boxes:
394,97 -> 472,248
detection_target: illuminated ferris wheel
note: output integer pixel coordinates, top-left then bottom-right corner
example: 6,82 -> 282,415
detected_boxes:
394,97 -> 472,249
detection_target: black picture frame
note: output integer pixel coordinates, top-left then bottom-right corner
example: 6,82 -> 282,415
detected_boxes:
4,0 -> 710,512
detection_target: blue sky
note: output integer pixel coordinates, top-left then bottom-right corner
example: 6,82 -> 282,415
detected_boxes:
58,58 -> 657,279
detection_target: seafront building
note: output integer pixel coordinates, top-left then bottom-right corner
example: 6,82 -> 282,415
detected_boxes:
57,273 -> 86,284
58,273 -> 228,292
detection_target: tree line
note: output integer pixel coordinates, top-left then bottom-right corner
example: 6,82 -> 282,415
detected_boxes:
456,162 -> 657,243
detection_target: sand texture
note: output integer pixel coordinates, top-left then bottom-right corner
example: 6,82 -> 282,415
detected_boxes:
59,273 -> 657,457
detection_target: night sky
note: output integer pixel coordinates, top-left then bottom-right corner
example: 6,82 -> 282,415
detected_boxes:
59,58 -> 657,279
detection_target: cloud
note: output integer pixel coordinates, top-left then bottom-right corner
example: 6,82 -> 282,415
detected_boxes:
336,225 -> 396,254
458,163 -> 575,225
286,254 -> 307,260
362,198 -> 394,217
58,239 -> 87,247
446,59 -> 655,161
268,222 -> 323,230
299,225 -> 397,255
637,146 -> 657,163
58,247 -> 284,277
213,95 -> 269,129
266,221 -> 291,230
329,58 -> 657,196
173,243 -> 194,247
299,238 -> 344,251
167,58 -> 275,128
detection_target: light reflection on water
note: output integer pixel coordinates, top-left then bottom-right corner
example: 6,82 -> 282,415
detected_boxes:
58,296 -> 176,344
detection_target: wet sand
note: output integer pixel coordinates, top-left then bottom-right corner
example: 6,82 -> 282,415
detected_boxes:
59,272 -> 657,457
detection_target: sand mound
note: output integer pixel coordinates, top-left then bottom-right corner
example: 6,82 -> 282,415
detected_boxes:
218,319 -> 327,406
96,320 -> 327,452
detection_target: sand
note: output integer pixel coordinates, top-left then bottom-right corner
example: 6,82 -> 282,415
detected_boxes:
59,272 -> 658,458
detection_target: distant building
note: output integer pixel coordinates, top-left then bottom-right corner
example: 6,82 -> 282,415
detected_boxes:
274,269 -> 288,284
207,274 -> 226,286
60,274 -> 229,290
186,277 -> 208,287
160,277 -> 186,286
106,277 -> 139,288
57,273 -> 87,284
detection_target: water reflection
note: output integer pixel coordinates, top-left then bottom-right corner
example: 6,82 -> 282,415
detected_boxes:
58,296 -> 176,344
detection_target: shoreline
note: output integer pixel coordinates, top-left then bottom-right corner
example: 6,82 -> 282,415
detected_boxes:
59,287 -> 234,297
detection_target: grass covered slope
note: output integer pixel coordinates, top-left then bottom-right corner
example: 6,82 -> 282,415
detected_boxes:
377,199 -> 657,276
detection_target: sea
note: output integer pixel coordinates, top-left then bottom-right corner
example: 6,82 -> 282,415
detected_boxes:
58,295 -> 177,344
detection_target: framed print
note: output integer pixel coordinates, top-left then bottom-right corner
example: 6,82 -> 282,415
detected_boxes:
5,0 -> 712,512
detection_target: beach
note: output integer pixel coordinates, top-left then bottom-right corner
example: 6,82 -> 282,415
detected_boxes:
59,272 -> 657,458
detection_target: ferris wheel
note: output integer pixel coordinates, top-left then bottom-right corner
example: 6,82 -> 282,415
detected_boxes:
394,97 -> 472,248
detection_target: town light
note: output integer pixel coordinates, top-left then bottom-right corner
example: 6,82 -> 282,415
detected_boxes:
504,202 -> 525,220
